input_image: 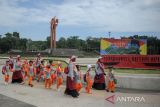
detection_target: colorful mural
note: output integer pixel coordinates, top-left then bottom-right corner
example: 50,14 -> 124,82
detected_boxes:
100,38 -> 147,55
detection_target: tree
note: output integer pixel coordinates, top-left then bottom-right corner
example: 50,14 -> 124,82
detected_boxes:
86,36 -> 100,52
5,32 -> 12,38
13,32 -> 20,38
46,36 -> 50,48
66,36 -> 81,49
57,37 -> 67,48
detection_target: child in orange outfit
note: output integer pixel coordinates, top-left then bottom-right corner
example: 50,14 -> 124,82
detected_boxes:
2,60 -> 12,85
56,62 -> 63,91
37,60 -> 45,82
28,60 -> 35,87
85,65 -> 93,94
44,65 -> 52,89
75,65 -> 82,92
106,67 -> 115,93
22,57 -> 28,80
49,60 -> 56,85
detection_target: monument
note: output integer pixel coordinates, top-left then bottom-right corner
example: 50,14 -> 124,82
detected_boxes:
50,17 -> 58,50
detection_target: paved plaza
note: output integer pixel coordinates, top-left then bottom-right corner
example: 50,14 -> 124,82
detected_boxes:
0,60 -> 160,107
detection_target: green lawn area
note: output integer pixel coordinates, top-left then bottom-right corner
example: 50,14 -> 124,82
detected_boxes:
113,68 -> 160,74
38,59 -> 160,74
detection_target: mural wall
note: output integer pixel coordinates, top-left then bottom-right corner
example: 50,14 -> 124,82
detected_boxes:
100,38 -> 147,55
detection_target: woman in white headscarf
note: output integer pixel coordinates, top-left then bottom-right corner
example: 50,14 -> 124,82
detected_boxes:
92,57 -> 106,90
64,55 -> 79,98
12,55 -> 24,84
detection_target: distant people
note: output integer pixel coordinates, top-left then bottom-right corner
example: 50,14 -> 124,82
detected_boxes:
2,60 -> 12,85
106,66 -> 116,93
92,57 -> 106,90
64,55 -> 79,98
85,65 -> 93,94
28,60 -> 35,87
12,55 -> 24,84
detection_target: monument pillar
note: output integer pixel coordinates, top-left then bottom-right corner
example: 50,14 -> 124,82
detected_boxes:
50,17 -> 58,50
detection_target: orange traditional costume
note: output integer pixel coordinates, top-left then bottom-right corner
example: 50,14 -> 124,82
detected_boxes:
2,60 -> 12,84
56,63 -> 63,90
75,65 -> 82,92
49,60 -> 56,85
37,60 -> 45,82
28,60 -> 35,87
106,67 -> 115,93
22,58 -> 28,80
85,65 -> 93,94
44,65 -> 52,89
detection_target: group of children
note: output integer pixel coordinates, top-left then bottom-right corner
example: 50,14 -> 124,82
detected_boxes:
1,57 -> 63,91
1,55 -> 116,96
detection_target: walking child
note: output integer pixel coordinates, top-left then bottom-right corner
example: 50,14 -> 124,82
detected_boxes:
49,60 -> 56,85
85,65 -> 93,94
2,60 -> 12,85
28,60 -> 35,87
22,57 -> 28,80
44,65 -> 52,89
75,65 -> 82,93
56,62 -> 63,91
106,66 -> 115,93
37,60 -> 45,82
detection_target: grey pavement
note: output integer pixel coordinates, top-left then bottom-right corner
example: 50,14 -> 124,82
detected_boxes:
0,60 -> 160,107
0,94 -> 36,107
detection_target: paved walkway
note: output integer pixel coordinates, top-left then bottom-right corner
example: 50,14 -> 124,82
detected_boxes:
0,94 -> 36,107
0,66 -> 160,107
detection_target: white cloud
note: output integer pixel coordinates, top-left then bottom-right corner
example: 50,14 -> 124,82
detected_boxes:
0,0 -> 160,32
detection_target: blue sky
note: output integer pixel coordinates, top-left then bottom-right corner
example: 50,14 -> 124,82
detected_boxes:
0,0 -> 160,41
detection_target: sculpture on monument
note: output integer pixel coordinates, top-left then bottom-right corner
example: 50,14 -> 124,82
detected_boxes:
50,17 -> 58,49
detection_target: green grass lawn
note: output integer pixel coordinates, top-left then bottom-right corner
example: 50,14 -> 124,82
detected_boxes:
35,59 -> 160,74
113,68 -> 160,74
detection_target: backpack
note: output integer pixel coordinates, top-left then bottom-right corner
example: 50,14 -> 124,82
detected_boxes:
2,66 -> 6,75
64,67 -> 69,74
